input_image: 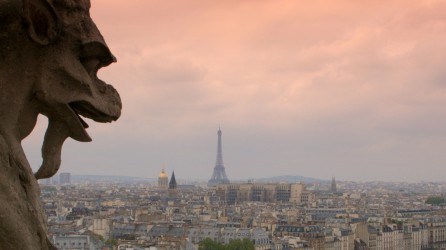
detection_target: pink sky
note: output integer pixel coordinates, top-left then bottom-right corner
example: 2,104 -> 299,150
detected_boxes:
24,0 -> 446,182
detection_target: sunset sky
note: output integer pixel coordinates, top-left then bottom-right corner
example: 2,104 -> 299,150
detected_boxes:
23,0 -> 446,182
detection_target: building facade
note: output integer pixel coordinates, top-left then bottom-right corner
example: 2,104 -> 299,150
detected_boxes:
59,172 -> 71,185
216,183 -> 308,205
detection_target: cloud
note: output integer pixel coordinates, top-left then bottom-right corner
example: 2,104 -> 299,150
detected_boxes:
22,0 -> 446,181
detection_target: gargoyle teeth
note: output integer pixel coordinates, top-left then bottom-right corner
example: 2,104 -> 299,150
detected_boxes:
76,113 -> 89,128
69,103 -> 89,128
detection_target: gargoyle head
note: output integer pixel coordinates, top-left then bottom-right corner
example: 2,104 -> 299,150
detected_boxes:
17,0 -> 122,179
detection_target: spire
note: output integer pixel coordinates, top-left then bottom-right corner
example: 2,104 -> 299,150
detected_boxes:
216,128 -> 223,166
169,171 -> 177,189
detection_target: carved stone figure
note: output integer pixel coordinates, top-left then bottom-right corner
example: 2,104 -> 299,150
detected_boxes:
0,0 -> 121,248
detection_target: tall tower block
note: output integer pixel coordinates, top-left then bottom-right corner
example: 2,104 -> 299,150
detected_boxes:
208,128 -> 230,186
331,176 -> 337,193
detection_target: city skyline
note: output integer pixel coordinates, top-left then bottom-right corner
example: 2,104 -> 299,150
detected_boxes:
22,0 -> 446,182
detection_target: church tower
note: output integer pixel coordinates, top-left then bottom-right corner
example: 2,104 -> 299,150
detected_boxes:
169,171 -> 177,198
208,128 -> 230,186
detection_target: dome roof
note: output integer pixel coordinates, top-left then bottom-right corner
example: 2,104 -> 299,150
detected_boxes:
159,169 -> 168,179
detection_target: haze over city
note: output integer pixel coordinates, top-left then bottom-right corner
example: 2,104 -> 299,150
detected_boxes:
22,0 -> 446,182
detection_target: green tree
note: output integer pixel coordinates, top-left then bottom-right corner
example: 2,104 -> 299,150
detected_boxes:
227,239 -> 255,250
199,238 -> 255,250
97,235 -> 104,242
104,238 -> 117,246
426,196 -> 445,205
199,238 -> 225,250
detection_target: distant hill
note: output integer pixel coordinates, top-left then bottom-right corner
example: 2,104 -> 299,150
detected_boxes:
71,174 -> 155,182
246,175 -> 325,183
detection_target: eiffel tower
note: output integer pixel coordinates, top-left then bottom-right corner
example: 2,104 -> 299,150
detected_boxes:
208,128 -> 230,186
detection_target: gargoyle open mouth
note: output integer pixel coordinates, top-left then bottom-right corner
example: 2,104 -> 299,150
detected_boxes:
66,100 -> 119,142
35,100 -> 120,180
70,100 -> 117,123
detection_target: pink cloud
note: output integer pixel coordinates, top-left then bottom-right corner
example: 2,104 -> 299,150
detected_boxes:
22,0 -> 446,181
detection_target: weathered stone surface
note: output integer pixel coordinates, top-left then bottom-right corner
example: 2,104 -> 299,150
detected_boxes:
0,0 -> 121,248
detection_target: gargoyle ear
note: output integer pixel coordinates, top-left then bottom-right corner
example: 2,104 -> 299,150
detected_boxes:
23,0 -> 60,45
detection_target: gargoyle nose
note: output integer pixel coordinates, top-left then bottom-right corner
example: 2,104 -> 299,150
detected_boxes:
80,41 -> 116,69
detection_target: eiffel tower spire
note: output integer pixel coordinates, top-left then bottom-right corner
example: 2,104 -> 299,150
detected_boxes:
208,128 -> 230,186
215,128 -> 224,166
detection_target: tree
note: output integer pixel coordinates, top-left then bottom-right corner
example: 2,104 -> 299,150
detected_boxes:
198,238 -> 225,250
97,235 -> 104,242
227,239 -> 255,250
104,238 -> 118,246
199,238 -> 255,250
426,196 -> 445,205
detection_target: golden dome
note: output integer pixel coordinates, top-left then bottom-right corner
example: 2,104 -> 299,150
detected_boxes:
159,168 -> 168,179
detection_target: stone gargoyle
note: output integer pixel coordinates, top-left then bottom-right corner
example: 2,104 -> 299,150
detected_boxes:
0,0 -> 121,248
